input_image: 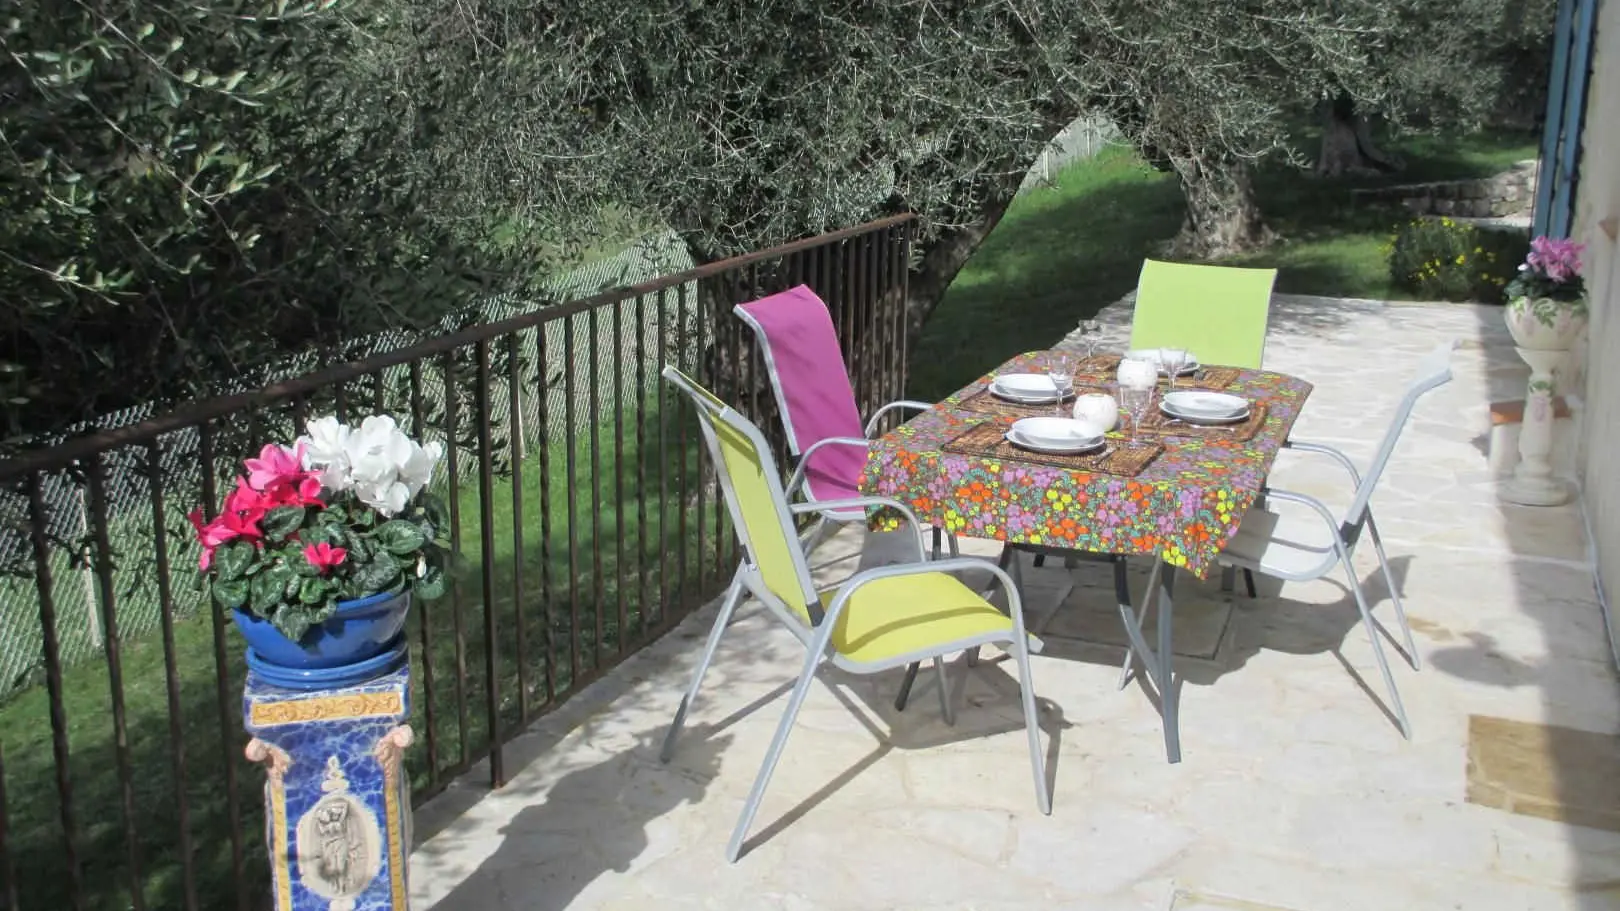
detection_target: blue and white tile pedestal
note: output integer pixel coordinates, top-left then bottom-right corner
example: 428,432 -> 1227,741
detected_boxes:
243,663 -> 413,911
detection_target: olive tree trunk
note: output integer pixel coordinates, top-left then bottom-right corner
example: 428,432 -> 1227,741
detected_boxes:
1167,153 -> 1271,259
1316,93 -> 1403,177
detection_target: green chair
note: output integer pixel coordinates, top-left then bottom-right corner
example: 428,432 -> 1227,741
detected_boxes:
1128,260 -> 1277,369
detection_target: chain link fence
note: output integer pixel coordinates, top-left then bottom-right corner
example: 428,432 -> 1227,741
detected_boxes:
0,230 -> 696,697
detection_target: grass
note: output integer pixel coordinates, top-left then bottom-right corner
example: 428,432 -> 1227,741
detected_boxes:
907,127 -> 1541,400
0,379 -> 723,910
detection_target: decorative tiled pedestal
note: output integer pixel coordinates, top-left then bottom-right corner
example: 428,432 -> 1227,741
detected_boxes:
244,664 -> 413,911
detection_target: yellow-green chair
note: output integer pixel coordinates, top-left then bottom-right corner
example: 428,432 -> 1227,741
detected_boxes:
657,365 -> 1050,862
1129,260 -> 1278,369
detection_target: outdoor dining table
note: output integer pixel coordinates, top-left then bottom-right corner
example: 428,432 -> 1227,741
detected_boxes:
859,349 -> 1313,763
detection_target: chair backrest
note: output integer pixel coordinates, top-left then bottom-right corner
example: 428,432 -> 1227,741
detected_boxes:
733,285 -> 865,457
661,365 -> 822,625
1129,260 -> 1278,369
1344,341 -> 1456,529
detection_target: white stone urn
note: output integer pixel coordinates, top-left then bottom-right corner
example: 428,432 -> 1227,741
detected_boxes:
1503,295 -> 1588,350
1501,295 -> 1587,506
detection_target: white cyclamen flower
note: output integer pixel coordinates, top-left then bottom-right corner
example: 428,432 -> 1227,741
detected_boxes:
344,416 -> 419,516
297,416 -> 353,492
399,440 -> 443,498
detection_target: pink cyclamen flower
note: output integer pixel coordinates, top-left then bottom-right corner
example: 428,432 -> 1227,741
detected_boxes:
302,542 -> 348,575
244,442 -> 325,507
190,477 -> 273,571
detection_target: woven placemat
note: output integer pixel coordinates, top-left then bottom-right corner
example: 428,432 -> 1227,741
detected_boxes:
955,386 -> 1077,418
1134,400 -> 1269,442
942,421 -> 1163,477
1074,353 -> 1243,391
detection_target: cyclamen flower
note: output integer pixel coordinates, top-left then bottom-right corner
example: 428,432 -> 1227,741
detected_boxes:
244,442 -> 324,508
188,477 -> 271,569
302,542 -> 348,575
299,415 -> 442,516
1525,236 -> 1584,285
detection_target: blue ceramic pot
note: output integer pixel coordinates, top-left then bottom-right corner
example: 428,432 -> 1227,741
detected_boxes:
232,589 -> 411,670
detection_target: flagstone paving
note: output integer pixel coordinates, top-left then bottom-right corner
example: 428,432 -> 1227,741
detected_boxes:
409,294 -> 1620,911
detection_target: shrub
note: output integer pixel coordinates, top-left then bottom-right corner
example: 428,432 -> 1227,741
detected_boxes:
1386,217 -> 1522,303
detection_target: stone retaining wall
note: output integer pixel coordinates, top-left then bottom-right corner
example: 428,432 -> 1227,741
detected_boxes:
1352,159 -> 1538,218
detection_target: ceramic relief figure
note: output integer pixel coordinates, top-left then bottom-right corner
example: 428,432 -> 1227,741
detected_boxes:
295,756 -> 382,909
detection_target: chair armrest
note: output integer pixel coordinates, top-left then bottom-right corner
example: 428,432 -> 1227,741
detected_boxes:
863,400 -> 933,438
790,495 -> 927,559
1283,439 -> 1362,486
785,436 -> 871,497
1261,487 -> 1341,528
823,557 -> 1042,653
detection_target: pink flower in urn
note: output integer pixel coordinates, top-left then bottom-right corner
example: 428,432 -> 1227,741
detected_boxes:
1525,236 -> 1584,284
302,542 -> 348,575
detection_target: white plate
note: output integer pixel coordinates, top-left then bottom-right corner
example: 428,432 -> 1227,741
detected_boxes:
1126,348 -> 1200,377
1006,429 -> 1106,455
1008,417 -> 1103,451
1161,390 -> 1247,418
1160,401 -> 1250,425
992,373 -> 1070,400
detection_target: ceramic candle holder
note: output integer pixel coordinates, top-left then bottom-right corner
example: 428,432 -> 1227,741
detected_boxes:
1117,357 -> 1158,390
1072,393 -> 1119,433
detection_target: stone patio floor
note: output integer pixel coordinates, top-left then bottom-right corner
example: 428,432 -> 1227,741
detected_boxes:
409,295 -> 1620,911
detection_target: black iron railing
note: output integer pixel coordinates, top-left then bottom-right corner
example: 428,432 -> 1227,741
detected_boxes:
0,215 -> 914,910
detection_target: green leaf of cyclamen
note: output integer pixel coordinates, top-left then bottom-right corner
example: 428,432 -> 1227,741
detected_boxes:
213,541 -> 254,582
350,550 -> 400,596
212,578 -> 249,609
414,563 -> 447,601
299,576 -> 326,604
260,505 -> 304,542
270,605 -> 313,643
372,519 -> 425,556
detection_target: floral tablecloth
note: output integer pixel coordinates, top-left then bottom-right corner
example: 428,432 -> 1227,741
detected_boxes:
860,351 -> 1314,578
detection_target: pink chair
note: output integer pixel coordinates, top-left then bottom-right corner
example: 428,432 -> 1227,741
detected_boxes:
734,285 -> 958,557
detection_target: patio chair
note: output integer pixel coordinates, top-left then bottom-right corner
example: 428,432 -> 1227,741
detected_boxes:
1128,259 -> 1277,599
734,285 -> 958,558
1129,259 -> 1277,369
657,365 -> 1050,862
1213,341 -> 1453,739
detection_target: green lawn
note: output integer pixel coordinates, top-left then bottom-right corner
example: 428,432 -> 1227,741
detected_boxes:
908,128 -> 1541,400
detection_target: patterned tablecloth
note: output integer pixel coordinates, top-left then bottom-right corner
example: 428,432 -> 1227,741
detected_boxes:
859,351 -> 1314,578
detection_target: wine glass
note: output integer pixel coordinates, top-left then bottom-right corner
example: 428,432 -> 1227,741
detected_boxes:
1118,382 -> 1154,443
1080,320 -> 1103,362
1160,347 -> 1191,392
1047,351 -> 1074,416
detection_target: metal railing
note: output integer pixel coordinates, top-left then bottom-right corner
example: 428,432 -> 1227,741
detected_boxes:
0,215 -> 915,911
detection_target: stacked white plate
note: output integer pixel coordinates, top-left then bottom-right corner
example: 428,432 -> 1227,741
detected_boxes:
1005,417 -> 1105,454
1159,390 -> 1249,425
989,372 -> 1073,404
1126,348 -> 1200,377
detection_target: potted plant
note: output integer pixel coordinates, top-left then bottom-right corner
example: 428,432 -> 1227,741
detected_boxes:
191,414 -> 449,685
1503,235 -> 1588,350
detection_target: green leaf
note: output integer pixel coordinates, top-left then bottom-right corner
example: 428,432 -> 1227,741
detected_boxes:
349,550 -> 400,596
212,578 -> 249,609
213,541 -> 254,582
420,493 -> 449,536
261,505 -> 304,542
372,520 -> 426,556
250,563 -> 294,612
270,605 -> 314,643
414,563 -> 447,601
299,576 -> 326,604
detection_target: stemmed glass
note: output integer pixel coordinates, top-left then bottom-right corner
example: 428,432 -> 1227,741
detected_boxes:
1118,382 -> 1154,443
1079,320 -> 1104,363
1047,351 -> 1074,417
1160,347 -> 1191,392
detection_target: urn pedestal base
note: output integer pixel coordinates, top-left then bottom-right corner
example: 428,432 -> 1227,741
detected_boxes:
244,662 -> 413,911
1500,347 -> 1572,508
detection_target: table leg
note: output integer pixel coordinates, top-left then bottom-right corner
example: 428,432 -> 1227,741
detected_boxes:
1116,559 -> 1182,763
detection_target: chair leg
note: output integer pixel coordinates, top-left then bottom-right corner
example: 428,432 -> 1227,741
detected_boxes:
946,531 -> 960,557
894,661 -> 920,711
1011,637 -> 1052,815
661,571 -> 745,763
1340,554 -> 1412,740
726,648 -> 823,862
933,656 -> 955,726
1243,568 -> 1258,598
1368,514 -> 1419,671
